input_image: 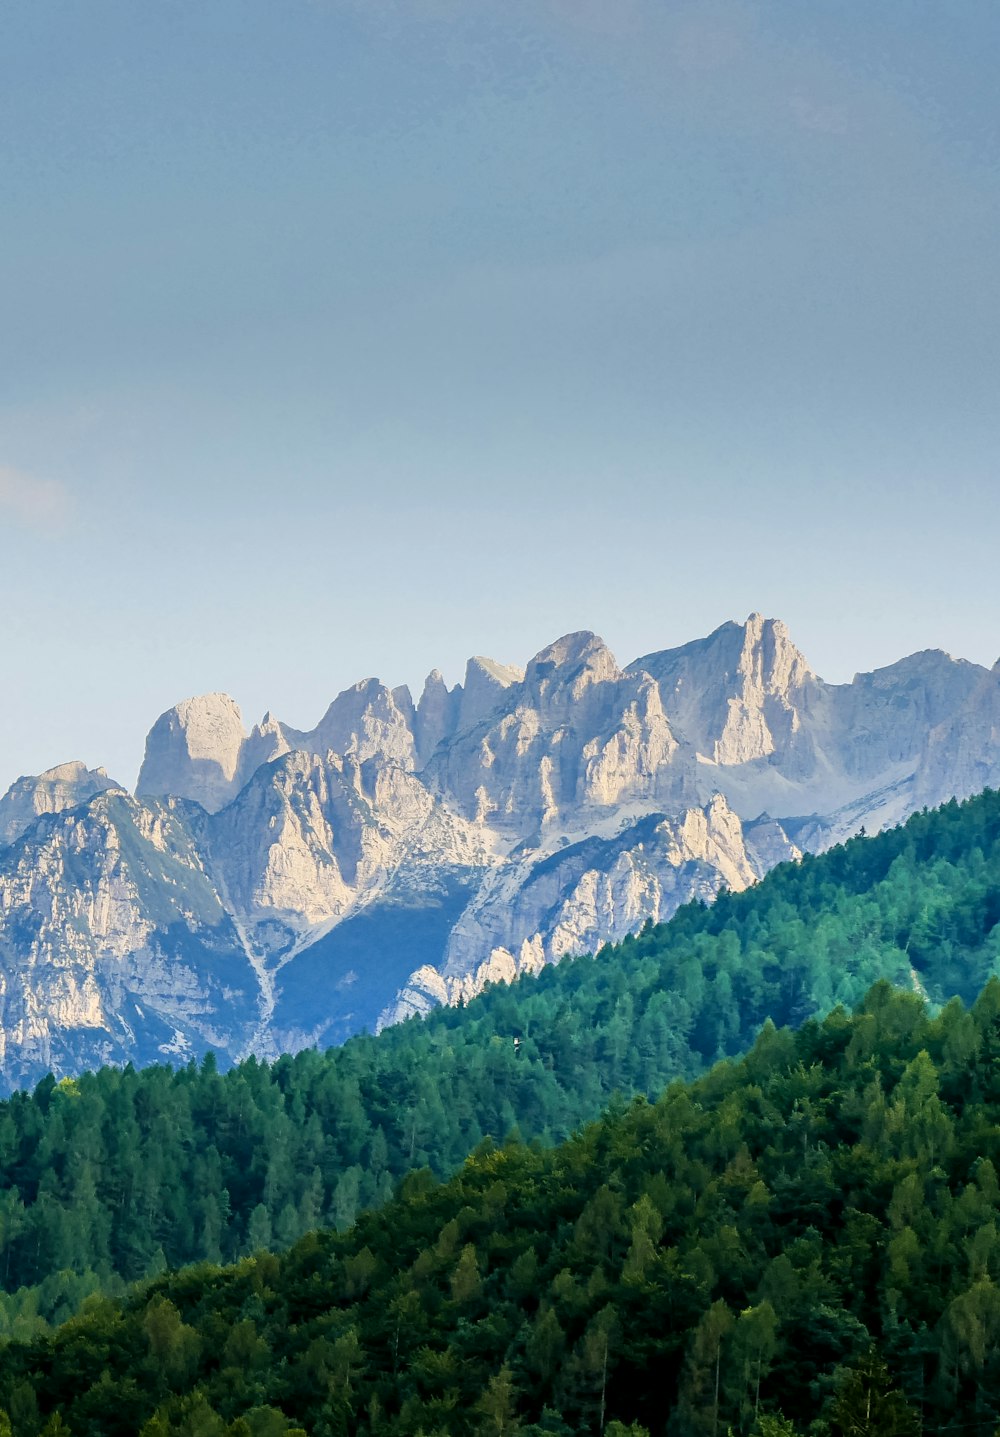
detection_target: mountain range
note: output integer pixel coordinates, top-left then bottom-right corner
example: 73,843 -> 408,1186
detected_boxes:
0,613 -> 997,1091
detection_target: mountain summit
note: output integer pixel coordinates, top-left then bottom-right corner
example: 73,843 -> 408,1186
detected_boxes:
0,613 -> 996,1090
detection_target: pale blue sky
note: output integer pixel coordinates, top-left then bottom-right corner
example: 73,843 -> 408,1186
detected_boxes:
2,1 -> 999,791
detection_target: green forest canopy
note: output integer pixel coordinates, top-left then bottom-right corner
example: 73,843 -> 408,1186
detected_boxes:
0,789 -> 998,1337
4,978 -> 1000,1434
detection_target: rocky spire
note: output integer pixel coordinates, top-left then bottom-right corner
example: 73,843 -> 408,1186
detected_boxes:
137,693 -> 248,812
631,613 -> 815,763
415,670 -> 460,765
300,678 -> 417,770
456,655 -> 524,731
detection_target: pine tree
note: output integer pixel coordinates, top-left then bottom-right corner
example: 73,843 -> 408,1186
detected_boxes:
828,1353 -> 919,1436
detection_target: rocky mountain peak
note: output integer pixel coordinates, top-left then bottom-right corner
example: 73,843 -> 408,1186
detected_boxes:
420,630 -> 678,835
524,631 -> 620,700
417,670 -> 449,713
137,692 -> 248,814
175,693 -> 247,747
303,678 -> 417,771
1,612 -> 999,1088
237,712 -> 292,788
738,612 -> 814,685
47,760 -> 101,782
0,762 -> 121,847
466,655 -> 524,687
414,670 -> 458,765
252,712 -> 284,739
413,658 -> 523,765
630,614 -> 815,765
458,655 -> 524,730
913,661 -> 1000,809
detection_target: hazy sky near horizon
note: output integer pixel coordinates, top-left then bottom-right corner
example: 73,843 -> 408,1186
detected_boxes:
2,0 -> 999,791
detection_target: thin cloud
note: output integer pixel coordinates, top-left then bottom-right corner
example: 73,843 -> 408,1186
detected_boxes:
0,466 -> 72,530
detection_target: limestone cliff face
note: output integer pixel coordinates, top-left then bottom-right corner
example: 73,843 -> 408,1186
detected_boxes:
0,792 -> 259,1090
138,681 -> 420,814
380,792 -> 790,1028
459,656 -> 525,732
914,661 -> 1000,809
0,762 -> 119,846
633,615 -> 817,767
827,650 -> 986,786
237,714 -> 292,789
635,620 -> 988,835
0,614 -> 996,1089
137,694 -> 248,812
284,680 -> 418,773
207,749 -> 492,958
414,657 -> 525,765
425,633 -> 681,836
414,671 -> 460,766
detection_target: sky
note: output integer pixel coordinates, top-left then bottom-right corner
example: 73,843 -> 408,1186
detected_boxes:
2,0 -> 999,792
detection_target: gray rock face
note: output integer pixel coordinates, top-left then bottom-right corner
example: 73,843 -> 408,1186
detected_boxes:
138,681 -> 422,814
635,618 -> 989,839
208,748 -> 491,961
633,614 -> 817,768
424,632 -> 681,837
0,791 -> 259,1092
415,670 -> 459,766
0,613 -> 996,1090
914,660 -> 1000,808
137,693 -> 248,812
0,762 -> 120,847
458,655 -> 525,732
286,679 -> 418,773
413,657 -> 523,766
383,793 -> 783,1029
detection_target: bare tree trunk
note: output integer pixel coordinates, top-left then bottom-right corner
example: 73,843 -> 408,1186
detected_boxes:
713,1343 -> 721,1437
755,1353 -> 762,1419
599,1334 -> 609,1435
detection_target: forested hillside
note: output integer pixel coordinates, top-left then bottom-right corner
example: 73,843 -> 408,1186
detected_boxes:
0,790 -> 998,1338
5,979 -> 1000,1434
